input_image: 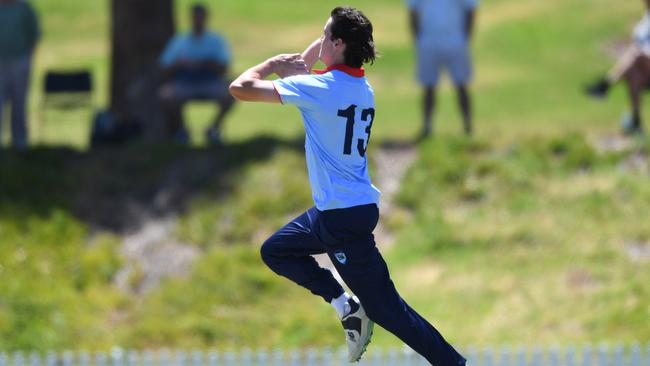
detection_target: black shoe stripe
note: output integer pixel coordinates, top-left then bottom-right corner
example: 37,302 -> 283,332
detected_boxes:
342,317 -> 362,334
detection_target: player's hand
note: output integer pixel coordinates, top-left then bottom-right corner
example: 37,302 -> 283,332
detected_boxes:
269,54 -> 309,78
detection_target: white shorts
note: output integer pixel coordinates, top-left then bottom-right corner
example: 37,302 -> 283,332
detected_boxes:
416,44 -> 473,86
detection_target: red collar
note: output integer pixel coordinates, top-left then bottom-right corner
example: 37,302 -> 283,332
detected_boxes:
313,64 -> 365,77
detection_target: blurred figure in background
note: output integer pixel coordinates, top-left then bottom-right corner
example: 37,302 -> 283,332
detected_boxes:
159,3 -> 235,145
0,0 -> 40,150
407,0 -> 477,139
586,0 -> 650,135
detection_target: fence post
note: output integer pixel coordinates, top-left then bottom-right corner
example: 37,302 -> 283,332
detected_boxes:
14,351 -> 25,366
399,346 -> 412,366
303,349 -> 316,366
497,346 -> 511,366
159,349 -> 171,366
223,351 -> 236,366
128,350 -> 139,366
142,350 -> 154,366
548,346 -> 560,366
597,344 -> 608,366
78,351 -> 91,366
175,350 -> 188,366
62,351 -> 74,366
190,350 -> 202,366
565,346 -> 576,366
612,344 -> 624,366
28,352 -> 41,366
270,349 -> 283,366
206,351 -> 218,366
369,347 -> 382,366
95,351 -> 108,366
44,352 -> 56,366
581,345 -> 592,366
483,347 -> 495,366
321,348 -> 334,366
112,348 -> 124,366
628,344 -> 640,366
241,349 -> 253,366
530,346 -> 543,366
387,348 -> 398,366
466,347 -> 479,366
515,346 -> 527,366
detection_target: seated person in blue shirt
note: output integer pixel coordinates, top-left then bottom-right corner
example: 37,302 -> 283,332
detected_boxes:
159,3 -> 235,145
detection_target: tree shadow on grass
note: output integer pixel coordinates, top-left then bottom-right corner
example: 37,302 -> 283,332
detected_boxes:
0,134 -> 304,232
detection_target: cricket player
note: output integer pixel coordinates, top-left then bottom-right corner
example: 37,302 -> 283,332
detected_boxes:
229,6 -> 467,365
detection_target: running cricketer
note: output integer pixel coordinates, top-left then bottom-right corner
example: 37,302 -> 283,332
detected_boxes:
229,6 -> 467,365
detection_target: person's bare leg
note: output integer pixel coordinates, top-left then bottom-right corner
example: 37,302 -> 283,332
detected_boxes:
622,56 -> 650,133
456,84 -> 472,136
587,46 -> 642,98
608,46 -> 643,83
421,86 -> 435,139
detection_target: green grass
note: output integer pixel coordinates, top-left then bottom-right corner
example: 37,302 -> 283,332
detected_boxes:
0,0 -> 649,353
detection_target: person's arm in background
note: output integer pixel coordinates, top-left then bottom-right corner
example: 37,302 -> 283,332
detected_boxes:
25,1 -> 41,53
159,37 -> 186,81
229,54 -> 308,103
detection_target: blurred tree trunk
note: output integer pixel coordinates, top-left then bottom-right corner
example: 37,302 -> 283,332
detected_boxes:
110,0 -> 176,142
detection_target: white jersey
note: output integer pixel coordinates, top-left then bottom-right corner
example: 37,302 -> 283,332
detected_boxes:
272,64 -> 381,211
634,11 -> 650,54
407,0 -> 478,49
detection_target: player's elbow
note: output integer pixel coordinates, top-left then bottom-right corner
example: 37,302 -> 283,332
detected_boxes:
228,81 -> 246,101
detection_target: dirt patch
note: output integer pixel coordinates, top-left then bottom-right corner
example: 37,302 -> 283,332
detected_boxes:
624,240 -> 650,263
114,217 -> 199,294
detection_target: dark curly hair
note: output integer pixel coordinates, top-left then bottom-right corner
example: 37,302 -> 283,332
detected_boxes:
329,6 -> 376,68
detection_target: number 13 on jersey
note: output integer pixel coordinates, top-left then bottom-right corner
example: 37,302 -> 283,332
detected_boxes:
337,104 -> 375,157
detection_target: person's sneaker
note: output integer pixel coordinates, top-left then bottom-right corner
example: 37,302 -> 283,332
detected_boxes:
585,78 -> 611,99
340,296 -> 374,362
621,113 -> 644,136
205,126 -> 222,146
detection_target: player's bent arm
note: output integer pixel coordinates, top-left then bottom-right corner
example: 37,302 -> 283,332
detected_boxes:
302,38 -> 322,71
229,54 -> 307,103
229,60 -> 281,103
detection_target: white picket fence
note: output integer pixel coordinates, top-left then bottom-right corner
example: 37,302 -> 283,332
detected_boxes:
0,344 -> 648,366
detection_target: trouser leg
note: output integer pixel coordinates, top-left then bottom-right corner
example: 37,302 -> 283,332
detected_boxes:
260,207 -> 345,302
456,85 -> 472,136
9,55 -> 31,149
320,204 -> 466,366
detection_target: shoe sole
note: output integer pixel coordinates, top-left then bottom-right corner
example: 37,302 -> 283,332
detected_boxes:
349,319 -> 374,363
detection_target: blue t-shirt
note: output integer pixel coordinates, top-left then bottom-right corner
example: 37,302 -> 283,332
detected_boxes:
159,31 -> 231,82
407,0 -> 478,49
273,65 -> 381,211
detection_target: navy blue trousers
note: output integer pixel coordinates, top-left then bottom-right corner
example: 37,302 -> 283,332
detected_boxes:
260,204 -> 466,366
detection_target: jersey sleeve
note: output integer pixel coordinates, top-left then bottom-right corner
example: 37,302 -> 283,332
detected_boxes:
272,74 -> 323,109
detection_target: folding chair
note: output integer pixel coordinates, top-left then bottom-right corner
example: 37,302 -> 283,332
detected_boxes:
37,70 -> 94,142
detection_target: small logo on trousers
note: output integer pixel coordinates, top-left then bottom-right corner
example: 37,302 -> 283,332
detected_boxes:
334,250 -> 347,264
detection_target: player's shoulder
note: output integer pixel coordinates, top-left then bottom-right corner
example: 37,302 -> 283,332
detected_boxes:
281,73 -> 331,88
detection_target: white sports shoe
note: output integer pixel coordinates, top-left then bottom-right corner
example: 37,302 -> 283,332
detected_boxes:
340,296 -> 374,362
